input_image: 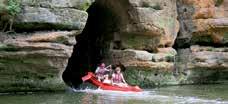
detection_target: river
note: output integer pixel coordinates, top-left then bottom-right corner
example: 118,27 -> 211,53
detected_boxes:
0,84 -> 227,104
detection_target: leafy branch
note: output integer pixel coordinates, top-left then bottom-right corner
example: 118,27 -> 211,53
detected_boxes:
0,0 -> 21,32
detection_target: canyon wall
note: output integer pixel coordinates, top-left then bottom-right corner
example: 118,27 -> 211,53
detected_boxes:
64,0 -> 228,88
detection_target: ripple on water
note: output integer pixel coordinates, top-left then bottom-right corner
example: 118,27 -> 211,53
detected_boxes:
73,88 -> 228,104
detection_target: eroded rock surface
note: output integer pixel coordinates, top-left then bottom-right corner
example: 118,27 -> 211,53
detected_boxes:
0,31 -> 78,92
96,0 -> 179,51
64,0 -> 228,88
189,45 -> 228,69
13,0 -> 93,31
176,0 -> 228,47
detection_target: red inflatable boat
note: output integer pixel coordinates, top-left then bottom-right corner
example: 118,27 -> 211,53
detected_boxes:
82,72 -> 142,92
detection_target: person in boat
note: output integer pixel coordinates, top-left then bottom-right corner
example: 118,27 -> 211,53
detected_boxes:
112,66 -> 128,87
102,71 -> 113,84
95,63 -> 111,81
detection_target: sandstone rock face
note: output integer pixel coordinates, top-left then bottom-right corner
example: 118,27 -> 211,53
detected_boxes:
189,45 -> 228,69
13,0 -> 93,31
0,31 -> 78,92
101,0 -> 228,87
61,0 -> 228,88
97,0 -> 179,51
0,0 -> 89,92
172,45 -> 228,85
121,46 -> 228,87
176,0 -> 228,46
1,0 -> 227,90
109,49 -> 175,71
173,0 -> 228,85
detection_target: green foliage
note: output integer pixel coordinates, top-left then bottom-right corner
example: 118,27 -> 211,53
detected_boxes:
215,0 -> 224,6
0,0 -> 21,32
6,0 -> 21,16
0,44 -> 19,51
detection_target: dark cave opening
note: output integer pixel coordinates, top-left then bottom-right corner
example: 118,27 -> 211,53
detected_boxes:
62,2 -> 120,88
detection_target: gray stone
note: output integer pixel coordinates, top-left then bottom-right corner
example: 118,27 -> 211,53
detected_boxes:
109,49 -> 175,70
10,0 -> 94,31
15,6 -> 88,30
126,49 -> 153,61
21,0 -> 94,10
176,46 -> 228,70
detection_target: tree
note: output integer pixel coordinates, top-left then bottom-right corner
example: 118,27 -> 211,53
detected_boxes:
0,0 -> 21,32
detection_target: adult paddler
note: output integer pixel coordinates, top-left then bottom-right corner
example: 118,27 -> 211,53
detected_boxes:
112,66 -> 128,87
95,63 -> 111,81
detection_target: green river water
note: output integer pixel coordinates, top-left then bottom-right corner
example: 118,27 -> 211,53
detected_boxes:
0,84 -> 227,104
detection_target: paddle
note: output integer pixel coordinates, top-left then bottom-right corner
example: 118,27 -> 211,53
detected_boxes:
81,73 -> 92,82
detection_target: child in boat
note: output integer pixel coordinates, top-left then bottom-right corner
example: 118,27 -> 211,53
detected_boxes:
102,71 -> 112,84
95,63 -> 111,81
112,66 -> 128,87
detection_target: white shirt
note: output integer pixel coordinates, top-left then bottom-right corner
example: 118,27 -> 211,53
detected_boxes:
103,79 -> 112,84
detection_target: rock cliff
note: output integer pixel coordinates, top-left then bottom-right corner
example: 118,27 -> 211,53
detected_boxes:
0,0 -> 92,92
64,0 -> 228,88
16,0 -> 91,31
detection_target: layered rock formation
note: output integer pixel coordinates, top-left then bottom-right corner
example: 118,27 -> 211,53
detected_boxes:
63,0 -> 228,88
96,0 -> 179,51
0,31 -> 78,92
14,0 -> 92,31
176,0 -> 228,70
63,0 -> 179,87
0,0 -> 91,92
173,0 -> 228,85
176,0 -> 228,47
0,0 -> 92,31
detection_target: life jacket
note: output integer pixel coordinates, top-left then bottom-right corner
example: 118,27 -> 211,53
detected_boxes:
112,73 -> 123,83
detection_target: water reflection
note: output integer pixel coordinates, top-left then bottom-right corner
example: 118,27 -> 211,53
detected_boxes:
0,84 -> 227,104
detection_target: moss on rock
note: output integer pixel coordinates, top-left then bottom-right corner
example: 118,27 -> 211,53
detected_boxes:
0,57 -> 66,92
124,67 -> 226,88
0,44 -> 19,52
124,67 -> 181,88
